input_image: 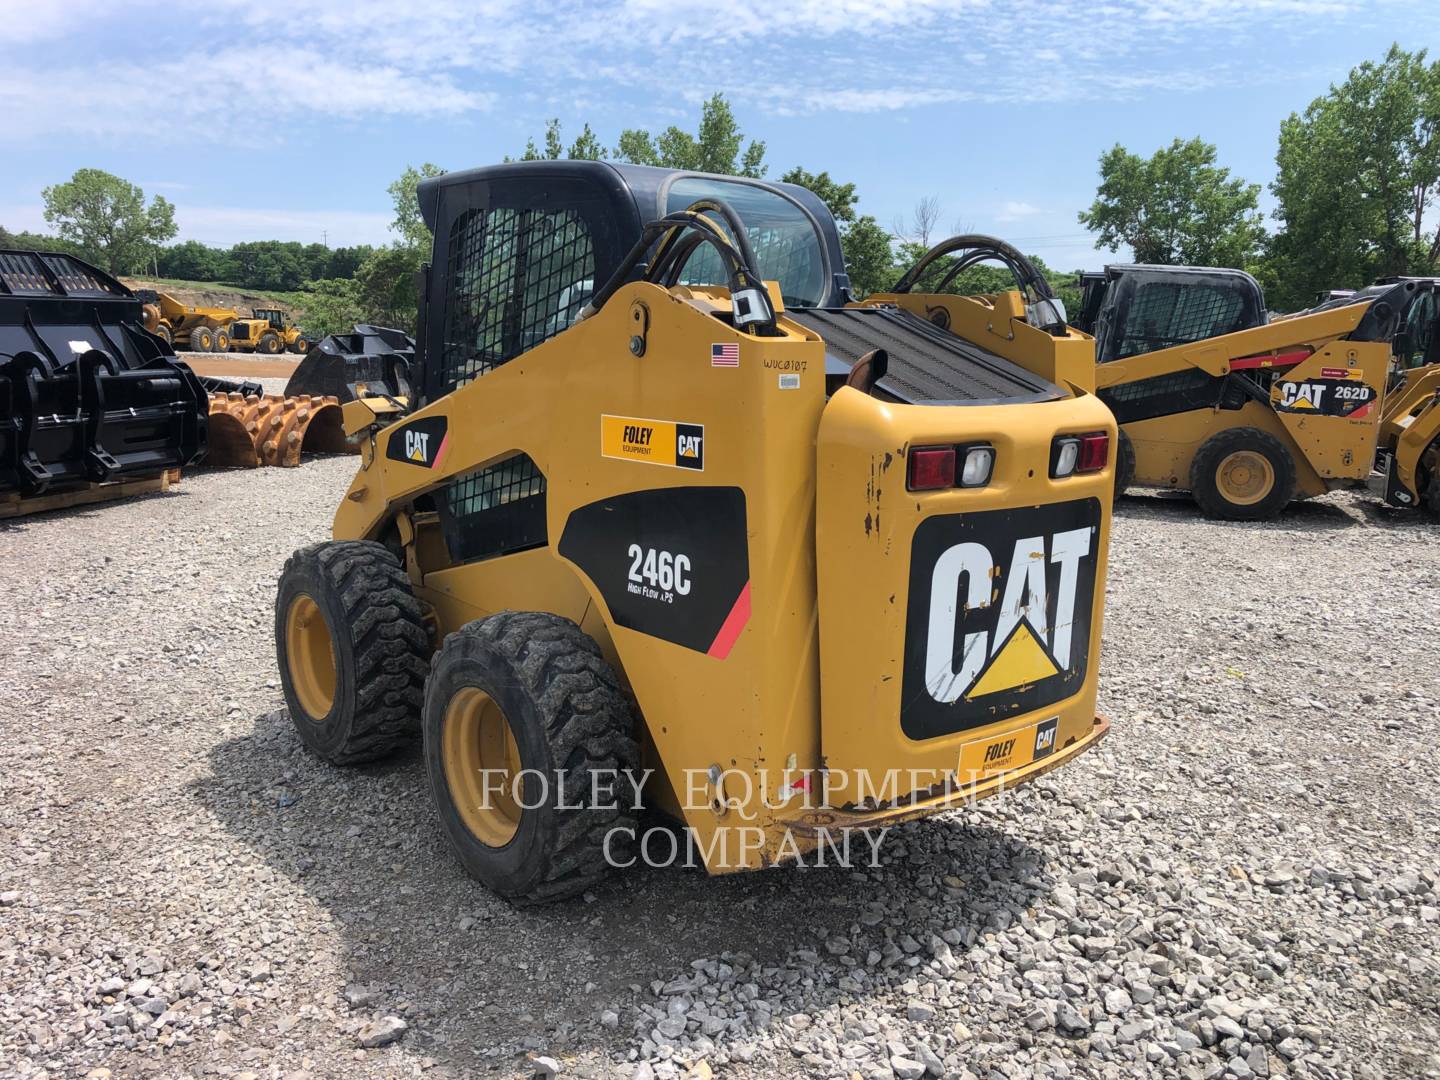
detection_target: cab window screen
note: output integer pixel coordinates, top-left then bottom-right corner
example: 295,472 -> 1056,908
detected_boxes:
438,207 -> 596,393
665,178 -> 825,308
1115,282 -> 1246,359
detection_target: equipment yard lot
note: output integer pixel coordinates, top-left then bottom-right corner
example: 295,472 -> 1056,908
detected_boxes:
1,465 -> 1437,1080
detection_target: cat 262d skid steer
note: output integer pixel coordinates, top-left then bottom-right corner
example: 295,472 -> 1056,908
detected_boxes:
273,162 -> 1117,902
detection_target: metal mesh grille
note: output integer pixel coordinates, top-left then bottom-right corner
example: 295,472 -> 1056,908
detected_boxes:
439,453 -> 548,563
1115,282 -> 1246,359
438,208 -> 596,393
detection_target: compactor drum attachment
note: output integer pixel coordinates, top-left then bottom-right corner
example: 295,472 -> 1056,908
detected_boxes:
275,161 -> 1118,903
205,391 -> 350,468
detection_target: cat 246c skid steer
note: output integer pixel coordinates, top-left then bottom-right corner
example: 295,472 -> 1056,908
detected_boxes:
273,162 -> 1117,902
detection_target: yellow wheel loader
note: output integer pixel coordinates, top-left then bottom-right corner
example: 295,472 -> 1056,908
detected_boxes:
1063,264 -> 1418,520
227,307 -> 310,355
272,162 -> 1118,903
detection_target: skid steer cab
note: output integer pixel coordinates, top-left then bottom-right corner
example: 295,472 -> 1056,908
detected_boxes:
273,161 -> 1116,903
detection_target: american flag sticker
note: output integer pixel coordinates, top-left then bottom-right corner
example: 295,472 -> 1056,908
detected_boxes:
711,342 -> 739,367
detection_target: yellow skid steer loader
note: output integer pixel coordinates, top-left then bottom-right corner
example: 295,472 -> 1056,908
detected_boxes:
273,162 -> 1118,903
1062,264 -> 1419,519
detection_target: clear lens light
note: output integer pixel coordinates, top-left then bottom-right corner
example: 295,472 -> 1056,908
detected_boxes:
961,447 -> 994,486
1054,439 -> 1079,477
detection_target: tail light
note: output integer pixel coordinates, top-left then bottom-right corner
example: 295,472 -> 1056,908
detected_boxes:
1052,432 -> 1109,477
908,447 -> 955,490
908,444 -> 995,491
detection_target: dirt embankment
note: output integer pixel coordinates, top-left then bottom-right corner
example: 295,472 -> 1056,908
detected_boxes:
121,279 -> 305,320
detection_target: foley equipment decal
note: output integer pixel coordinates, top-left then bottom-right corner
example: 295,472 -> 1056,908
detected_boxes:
558,487 -> 748,656
900,500 -> 1101,740
601,415 -> 704,471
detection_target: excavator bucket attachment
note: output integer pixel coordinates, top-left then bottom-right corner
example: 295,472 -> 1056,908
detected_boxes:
283,324 -> 414,404
204,392 -> 351,468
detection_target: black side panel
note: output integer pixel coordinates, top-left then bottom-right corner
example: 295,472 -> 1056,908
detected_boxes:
787,307 -> 1062,405
558,487 -> 748,655
1098,367 -> 1228,425
438,453 -> 547,564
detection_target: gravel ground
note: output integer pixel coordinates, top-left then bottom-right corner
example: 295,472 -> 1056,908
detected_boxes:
1,465 -> 1437,1080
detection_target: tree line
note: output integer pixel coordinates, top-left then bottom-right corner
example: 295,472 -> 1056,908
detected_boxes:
7,45 -> 1438,334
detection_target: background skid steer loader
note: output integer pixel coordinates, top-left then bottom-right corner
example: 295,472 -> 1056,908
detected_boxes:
273,162 -> 1118,904
1067,264 -> 1415,519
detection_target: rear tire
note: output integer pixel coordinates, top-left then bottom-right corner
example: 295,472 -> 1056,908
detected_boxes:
1115,429 -> 1136,497
259,331 -> 282,354
214,328 -> 231,353
155,324 -> 173,348
423,611 -> 641,904
275,540 -> 431,765
1190,427 -> 1297,521
190,325 -> 214,352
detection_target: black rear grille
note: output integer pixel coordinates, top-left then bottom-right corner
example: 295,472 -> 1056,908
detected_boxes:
787,306 -> 1061,405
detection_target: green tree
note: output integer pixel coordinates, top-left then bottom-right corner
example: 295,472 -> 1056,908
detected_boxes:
1270,45 -> 1440,308
522,95 -> 767,176
298,278 -> 365,337
779,167 -> 895,296
1078,138 -> 1264,267
41,168 -> 178,274
0,225 -> 84,258
156,239 -> 227,281
387,163 -> 447,250
779,168 -> 858,223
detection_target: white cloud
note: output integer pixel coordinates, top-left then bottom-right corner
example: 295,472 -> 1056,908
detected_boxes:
996,201 -> 1042,223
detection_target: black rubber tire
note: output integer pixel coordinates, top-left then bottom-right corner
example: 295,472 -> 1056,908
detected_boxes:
290,336 -> 309,354
155,324 -> 173,348
423,611 -> 642,904
1115,428 -> 1136,497
275,540 -> 431,765
1423,460 -> 1440,518
190,325 -> 213,352
259,331 -> 282,355
1189,426 -> 1298,521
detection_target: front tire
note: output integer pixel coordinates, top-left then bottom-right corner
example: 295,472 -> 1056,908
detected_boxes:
424,612 -> 641,903
259,331 -> 282,354
1190,427 -> 1298,521
190,325 -> 214,352
275,541 -> 431,764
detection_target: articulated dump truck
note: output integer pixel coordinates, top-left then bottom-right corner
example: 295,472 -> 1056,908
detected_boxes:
272,162 -> 1119,903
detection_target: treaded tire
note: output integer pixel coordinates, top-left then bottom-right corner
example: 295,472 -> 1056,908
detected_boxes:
1189,426 -> 1298,521
190,325 -> 213,352
1115,429 -> 1136,497
290,336 -> 309,354
424,611 -> 642,904
259,331 -> 282,354
275,540 -> 431,764
155,324 -> 173,348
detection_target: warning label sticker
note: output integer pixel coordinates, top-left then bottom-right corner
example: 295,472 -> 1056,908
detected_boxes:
601,415 -> 704,471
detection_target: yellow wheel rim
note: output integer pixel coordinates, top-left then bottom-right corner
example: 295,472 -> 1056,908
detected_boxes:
285,594 -> 336,720
442,686 -> 523,848
1215,450 -> 1275,506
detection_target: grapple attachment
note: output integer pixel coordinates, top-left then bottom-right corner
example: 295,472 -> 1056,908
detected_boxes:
283,324 -> 414,405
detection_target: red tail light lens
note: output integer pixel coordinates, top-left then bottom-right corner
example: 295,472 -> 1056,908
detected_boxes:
1077,432 -> 1109,473
907,447 -> 956,491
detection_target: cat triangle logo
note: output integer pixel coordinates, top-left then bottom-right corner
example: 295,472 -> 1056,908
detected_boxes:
965,622 -> 1060,699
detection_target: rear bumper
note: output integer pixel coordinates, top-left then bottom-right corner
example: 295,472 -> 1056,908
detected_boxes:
776,713 -> 1110,837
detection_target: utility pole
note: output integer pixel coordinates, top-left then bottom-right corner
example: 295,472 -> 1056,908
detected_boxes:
322,229 -> 328,249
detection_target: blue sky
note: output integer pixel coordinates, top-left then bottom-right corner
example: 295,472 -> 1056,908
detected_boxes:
2,0 -> 1438,272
